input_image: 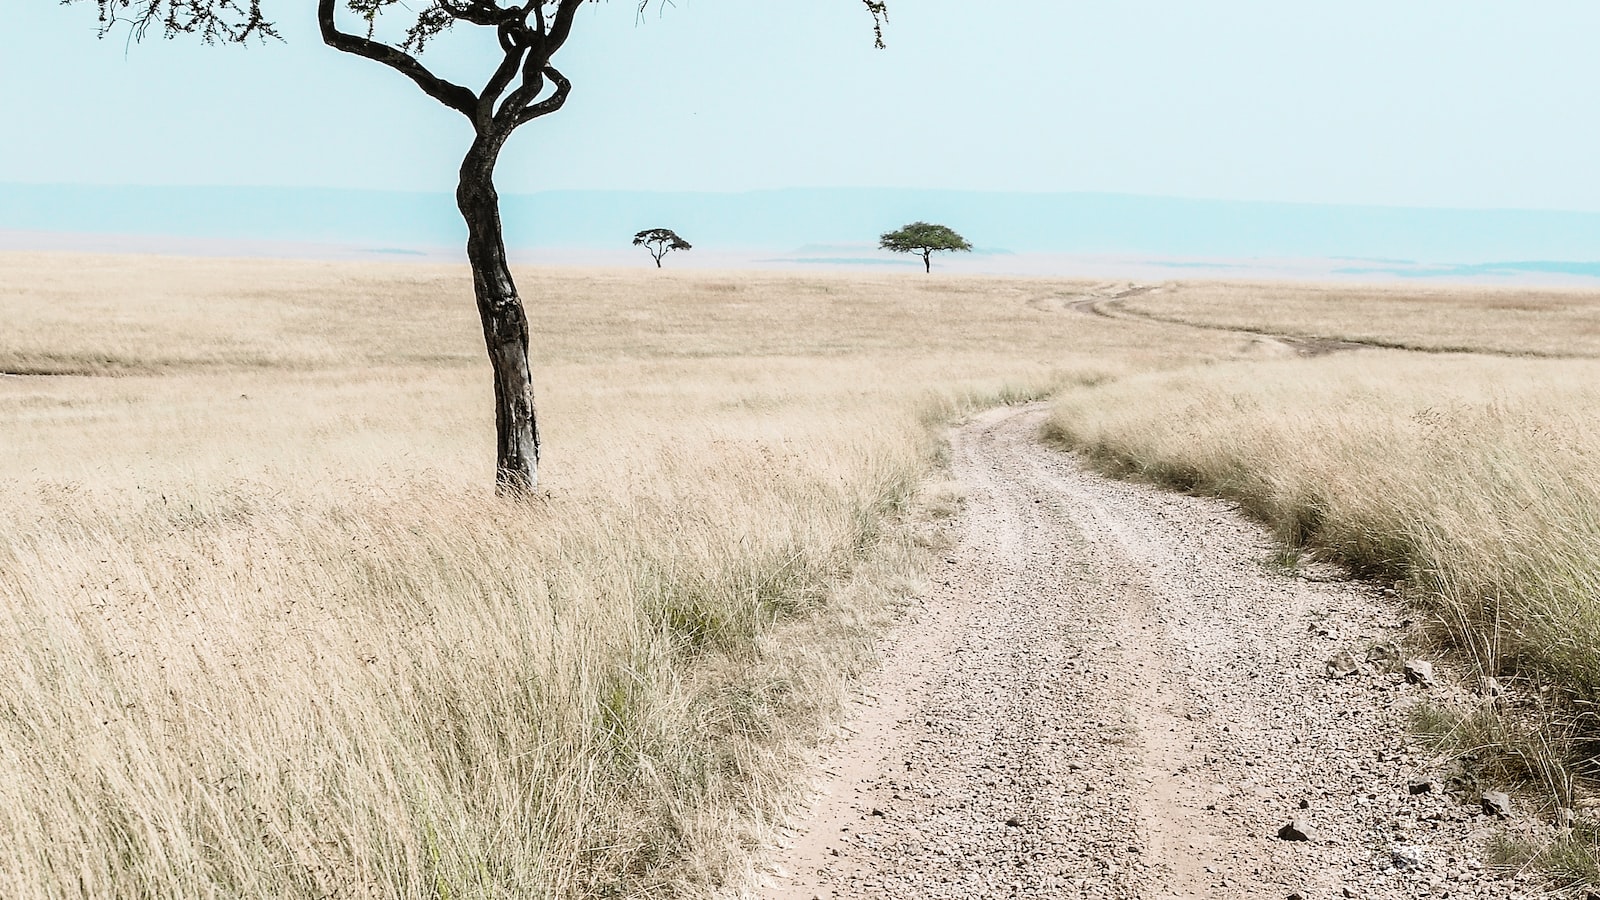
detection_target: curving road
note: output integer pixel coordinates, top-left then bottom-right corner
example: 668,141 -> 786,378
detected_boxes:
760,405 -> 1514,900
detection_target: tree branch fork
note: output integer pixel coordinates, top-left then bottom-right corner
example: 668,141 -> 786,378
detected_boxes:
315,0 -> 586,138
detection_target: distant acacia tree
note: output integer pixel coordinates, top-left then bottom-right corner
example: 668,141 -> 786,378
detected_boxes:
65,0 -> 889,495
633,228 -> 692,268
879,221 -> 972,273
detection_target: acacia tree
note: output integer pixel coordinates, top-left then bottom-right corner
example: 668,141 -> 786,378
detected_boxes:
632,228 -> 691,268
69,0 -> 889,495
879,221 -> 972,273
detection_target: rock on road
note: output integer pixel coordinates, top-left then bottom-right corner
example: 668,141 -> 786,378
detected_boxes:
760,405 -> 1519,900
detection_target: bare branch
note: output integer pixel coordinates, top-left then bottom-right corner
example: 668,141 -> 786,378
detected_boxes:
437,0 -> 514,27
544,0 -> 588,57
478,25 -> 530,128
318,0 -> 478,118
514,66 -> 573,125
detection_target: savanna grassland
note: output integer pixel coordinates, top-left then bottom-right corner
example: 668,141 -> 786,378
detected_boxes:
1048,281 -> 1600,882
12,257 -> 1600,897
0,255 -> 1227,900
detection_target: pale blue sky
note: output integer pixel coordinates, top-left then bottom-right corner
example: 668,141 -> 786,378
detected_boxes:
3,2 -> 1600,210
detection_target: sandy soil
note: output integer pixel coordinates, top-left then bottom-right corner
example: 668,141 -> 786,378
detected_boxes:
758,405 -> 1532,900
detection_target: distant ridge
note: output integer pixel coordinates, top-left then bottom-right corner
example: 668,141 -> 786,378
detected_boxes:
4,184 -> 1600,265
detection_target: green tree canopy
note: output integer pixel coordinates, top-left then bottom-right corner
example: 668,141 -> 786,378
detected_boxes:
632,228 -> 692,268
879,221 -> 972,273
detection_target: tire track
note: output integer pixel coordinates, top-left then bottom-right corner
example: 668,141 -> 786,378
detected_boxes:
1052,285 -> 1371,358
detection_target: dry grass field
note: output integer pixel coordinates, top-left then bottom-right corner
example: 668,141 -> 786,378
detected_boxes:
0,254 -> 1226,899
1114,280 -> 1600,357
13,254 -> 1600,895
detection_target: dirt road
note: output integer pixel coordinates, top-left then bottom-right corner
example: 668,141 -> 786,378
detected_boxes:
1056,284 -> 1371,357
760,405 -> 1520,900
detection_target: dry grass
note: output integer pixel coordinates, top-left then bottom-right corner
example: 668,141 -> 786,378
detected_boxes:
1115,281 -> 1600,357
36,253 -> 1600,894
1046,350 -> 1600,886
1047,352 -> 1600,693
0,253 -> 1222,899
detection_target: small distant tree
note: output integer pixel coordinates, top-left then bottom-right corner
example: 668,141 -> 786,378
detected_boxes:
879,221 -> 972,273
633,228 -> 692,268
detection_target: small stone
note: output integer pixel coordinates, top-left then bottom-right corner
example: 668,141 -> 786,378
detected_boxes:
1278,817 -> 1315,841
1403,659 -> 1436,686
1288,893 -> 1305,900
869,807 -> 886,818
1366,642 -> 1402,670
1408,779 -> 1433,795
1005,816 -> 1022,828
1299,798 -> 1310,809
1326,651 -> 1360,678
1482,791 -> 1512,818
1390,845 -> 1426,871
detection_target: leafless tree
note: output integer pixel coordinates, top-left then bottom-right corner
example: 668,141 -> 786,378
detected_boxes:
67,0 -> 889,495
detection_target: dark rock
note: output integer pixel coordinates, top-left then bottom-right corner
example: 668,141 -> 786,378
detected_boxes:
1277,817 -> 1315,841
1403,659 -> 1436,686
1407,779 -> 1432,795
1481,791 -> 1512,818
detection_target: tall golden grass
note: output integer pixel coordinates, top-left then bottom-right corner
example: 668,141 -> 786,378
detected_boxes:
1048,352 -> 1600,686
0,254 -> 1220,899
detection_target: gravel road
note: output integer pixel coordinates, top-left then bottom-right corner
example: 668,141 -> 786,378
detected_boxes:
760,405 -> 1537,900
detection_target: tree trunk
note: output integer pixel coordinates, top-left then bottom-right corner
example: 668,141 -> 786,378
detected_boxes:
654,252 -> 663,269
923,250 -> 932,273
458,134 -> 539,495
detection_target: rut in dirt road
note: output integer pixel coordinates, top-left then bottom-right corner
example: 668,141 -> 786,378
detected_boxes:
761,405 -> 1514,900
1056,284 -> 1370,358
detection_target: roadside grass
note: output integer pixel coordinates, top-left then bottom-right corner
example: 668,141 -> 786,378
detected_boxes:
1115,280 -> 1600,357
1045,351 -> 1600,886
0,254 -> 1222,899
1,407 -> 937,899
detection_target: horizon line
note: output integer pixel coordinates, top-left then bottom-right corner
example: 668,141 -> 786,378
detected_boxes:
7,182 -> 1600,218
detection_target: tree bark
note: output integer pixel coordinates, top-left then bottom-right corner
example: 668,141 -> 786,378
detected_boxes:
923,250 -> 932,273
458,134 -> 539,495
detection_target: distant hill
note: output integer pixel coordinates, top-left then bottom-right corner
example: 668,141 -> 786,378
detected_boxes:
5,184 -> 1600,266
